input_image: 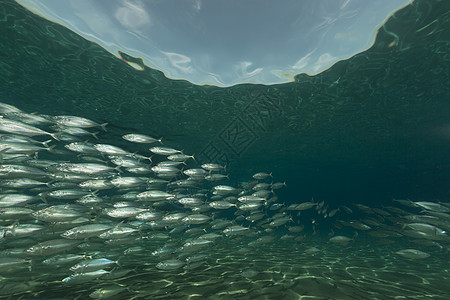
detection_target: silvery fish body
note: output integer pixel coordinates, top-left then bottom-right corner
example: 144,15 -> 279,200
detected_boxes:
122,133 -> 162,144
252,172 -> 272,180
149,146 -> 182,155
137,190 -> 174,201
209,200 -> 235,209
0,258 -> 30,273
64,142 -> 99,154
42,254 -> 86,265
108,155 -> 146,168
157,160 -> 183,167
395,249 -> 430,259
238,203 -> 262,211
0,133 -> 49,145
406,223 -> 447,238
62,269 -> 109,284
151,165 -> 180,175
79,179 -> 113,190
99,226 -> 137,239
0,164 -> 48,178
110,176 -> 146,188
156,259 -> 185,270
183,168 -> 208,177
252,190 -> 271,198
52,116 -> 107,131
4,223 -> 45,237
106,207 -> 147,218
61,224 -> 112,239
0,206 -> 34,218
414,201 -> 450,213
50,163 -> 117,175
0,103 -> 22,114
253,183 -> 271,191
0,178 -> 47,188
32,206 -> 85,222
0,117 -> 57,139
0,141 -> 53,154
329,236 -> 353,246
167,153 -> 194,162
213,185 -> 238,195
26,239 -> 80,256
4,112 -> 52,125
94,144 -> 129,156
70,258 -> 118,273
57,125 -> 97,136
223,225 -> 249,235
89,285 -> 126,299
238,196 -> 266,203
0,194 -> 38,207
205,174 -> 229,181
178,197 -> 203,207
182,214 -> 210,224
201,163 -> 225,171
44,189 -> 91,199
269,216 -> 291,227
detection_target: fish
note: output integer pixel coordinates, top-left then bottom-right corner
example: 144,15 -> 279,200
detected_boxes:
413,201 -> 450,213
61,224 -> 113,239
252,172 -> 272,180
329,235 -> 353,246
149,146 -> 182,155
26,239 -> 80,256
52,115 -> 107,131
395,249 -> 430,259
89,285 -> 127,299
62,269 -> 110,284
122,133 -> 163,144
0,117 -> 59,140
156,259 -> 185,270
70,258 -> 120,273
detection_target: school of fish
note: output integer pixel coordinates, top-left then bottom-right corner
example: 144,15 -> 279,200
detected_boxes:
0,101 -> 449,298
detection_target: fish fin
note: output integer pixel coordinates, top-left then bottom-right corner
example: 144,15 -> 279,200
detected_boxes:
91,131 -> 100,140
41,140 -> 52,147
46,145 -> 57,153
116,256 -> 124,268
0,147 -> 11,154
8,221 -> 19,236
100,123 -> 108,132
40,192 -> 48,204
49,133 -> 60,141
116,220 -> 124,229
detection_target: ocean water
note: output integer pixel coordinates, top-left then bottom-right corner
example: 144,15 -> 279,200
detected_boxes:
0,0 -> 449,299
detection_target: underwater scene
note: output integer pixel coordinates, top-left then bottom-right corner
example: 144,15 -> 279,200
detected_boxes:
0,0 -> 450,299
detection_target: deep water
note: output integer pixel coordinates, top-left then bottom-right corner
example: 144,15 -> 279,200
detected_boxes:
0,0 -> 450,299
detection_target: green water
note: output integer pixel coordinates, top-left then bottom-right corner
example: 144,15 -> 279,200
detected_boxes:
0,0 -> 450,299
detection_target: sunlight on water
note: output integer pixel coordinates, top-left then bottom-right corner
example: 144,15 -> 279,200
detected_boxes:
16,0 -> 412,87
